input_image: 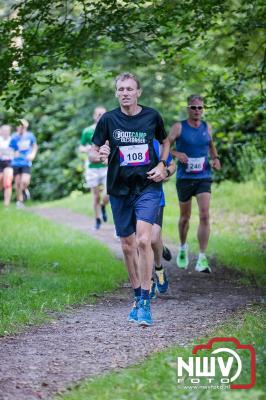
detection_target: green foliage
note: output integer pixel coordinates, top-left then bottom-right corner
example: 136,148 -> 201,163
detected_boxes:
0,0 -> 265,109
235,143 -> 265,184
0,1 -> 265,195
14,72 -> 117,200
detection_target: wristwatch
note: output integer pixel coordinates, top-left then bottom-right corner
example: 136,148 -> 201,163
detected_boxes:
166,168 -> 170,177
159,159 -> 167,167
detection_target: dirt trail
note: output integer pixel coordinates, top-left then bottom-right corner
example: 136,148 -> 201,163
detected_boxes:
0,207 -> 263,400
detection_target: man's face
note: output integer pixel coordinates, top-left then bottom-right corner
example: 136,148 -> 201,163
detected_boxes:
187,99 -> 204,121
115,78 -> 141,107
16,124 -> 25,134
93,107 -> 106,123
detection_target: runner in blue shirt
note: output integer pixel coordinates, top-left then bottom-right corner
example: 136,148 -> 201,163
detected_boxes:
10,119 -> 38,208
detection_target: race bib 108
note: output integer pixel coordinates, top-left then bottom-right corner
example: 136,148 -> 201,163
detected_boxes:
186,157 -> 205,173
119,144 -> 150,167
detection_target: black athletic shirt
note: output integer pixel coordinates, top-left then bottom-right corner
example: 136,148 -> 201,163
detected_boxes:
92,106 -> 167,196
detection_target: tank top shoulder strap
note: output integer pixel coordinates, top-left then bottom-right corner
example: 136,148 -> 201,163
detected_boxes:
180,120 -> 188,135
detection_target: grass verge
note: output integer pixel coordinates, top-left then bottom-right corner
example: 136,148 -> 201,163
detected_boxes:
0,207 -> 126,335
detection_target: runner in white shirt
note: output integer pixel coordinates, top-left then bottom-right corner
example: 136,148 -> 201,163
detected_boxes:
0,125 -> 14,207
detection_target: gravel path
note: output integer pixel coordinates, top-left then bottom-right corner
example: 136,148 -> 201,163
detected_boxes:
0,207 -> 263,400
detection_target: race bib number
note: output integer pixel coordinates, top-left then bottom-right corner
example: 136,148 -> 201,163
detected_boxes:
18,140 -> 31,151
186,157 -> 205,173
119,144 -> 150,167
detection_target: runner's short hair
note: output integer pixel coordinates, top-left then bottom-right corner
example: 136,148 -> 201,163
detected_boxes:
19,118 -> 29,128
115,73 -> 141,89
187,95 -> 204,104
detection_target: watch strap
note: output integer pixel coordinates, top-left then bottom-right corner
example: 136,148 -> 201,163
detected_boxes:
159,159 -> 167,167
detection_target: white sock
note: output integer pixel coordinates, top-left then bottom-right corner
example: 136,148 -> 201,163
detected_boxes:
198,252 -> 206,259
180,243 -> 187,250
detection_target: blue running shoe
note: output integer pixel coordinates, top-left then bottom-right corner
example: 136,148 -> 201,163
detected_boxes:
128,297 -> 140,322
149,279 -> 157,299
155,268 -> 169,293
138,299 -> 153,326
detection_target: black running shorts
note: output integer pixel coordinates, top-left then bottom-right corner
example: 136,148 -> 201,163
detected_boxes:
0,160 -> 12,172
176,179 -> 212,203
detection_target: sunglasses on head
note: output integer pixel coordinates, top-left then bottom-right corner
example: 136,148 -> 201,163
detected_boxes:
188,105 -> 204,110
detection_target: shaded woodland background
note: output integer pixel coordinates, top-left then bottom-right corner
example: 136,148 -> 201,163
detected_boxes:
0,0 -> 265,199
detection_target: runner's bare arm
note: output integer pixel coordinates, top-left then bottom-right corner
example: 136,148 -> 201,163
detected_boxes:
27,143 -> 38,162
99,140 -> 110,162
147,137 -> 170,182
169,122 -> 181,144
79,144 -> 91,153
169,122 -> 188,163
167,159 -> 176,177
163,159 -> 176,182
89,144 -> 102,163
207,123 -> 221,170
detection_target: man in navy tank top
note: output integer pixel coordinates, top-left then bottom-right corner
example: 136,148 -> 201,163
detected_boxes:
169,95 -> 221,273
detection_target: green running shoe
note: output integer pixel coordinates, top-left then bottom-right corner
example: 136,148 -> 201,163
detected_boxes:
195,256 -> 211,273
176,246 -> 189,269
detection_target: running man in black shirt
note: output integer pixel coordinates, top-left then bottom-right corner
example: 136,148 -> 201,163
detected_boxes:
91,73 -> 170,325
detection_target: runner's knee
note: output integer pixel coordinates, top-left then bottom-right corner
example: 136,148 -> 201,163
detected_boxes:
121,240 -> 135,257
179,214 -> 190,226
3,177 -> 13,189
136,234 -> 150,251
199,210 -> 209,224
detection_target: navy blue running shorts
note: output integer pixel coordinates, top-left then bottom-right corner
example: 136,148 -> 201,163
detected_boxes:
154,206 -> 164,227
110,188 -> 161,237
13,166 -> 31,176
176,178 -> 212,203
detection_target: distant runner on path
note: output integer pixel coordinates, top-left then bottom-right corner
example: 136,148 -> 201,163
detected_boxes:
79,106 -> 109,230
169,95 -> 221,273
10,119 -> 38,209
91,72 -> 170,326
